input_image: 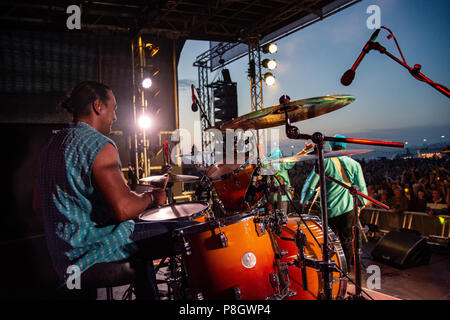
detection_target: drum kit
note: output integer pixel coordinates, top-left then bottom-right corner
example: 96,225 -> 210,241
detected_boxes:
137,94 -> 403,300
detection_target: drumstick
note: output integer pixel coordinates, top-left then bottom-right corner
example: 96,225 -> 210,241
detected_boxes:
162,173 -> 170,190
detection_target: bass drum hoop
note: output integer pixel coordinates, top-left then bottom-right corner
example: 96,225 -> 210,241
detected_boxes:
296,214 -> 348,299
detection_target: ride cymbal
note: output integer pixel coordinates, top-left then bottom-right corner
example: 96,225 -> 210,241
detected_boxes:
209,95 -> 355,132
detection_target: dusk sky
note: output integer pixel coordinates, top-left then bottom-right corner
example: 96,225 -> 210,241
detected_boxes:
176,0 -> 449,155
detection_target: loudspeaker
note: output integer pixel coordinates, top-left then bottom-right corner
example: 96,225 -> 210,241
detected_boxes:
371,230 -> 431,269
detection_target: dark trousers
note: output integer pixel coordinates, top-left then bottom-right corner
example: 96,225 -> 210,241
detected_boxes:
128,219 -> 197,300
328,210 -> 355,268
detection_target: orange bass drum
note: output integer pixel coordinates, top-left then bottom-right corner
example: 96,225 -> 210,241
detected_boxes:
275,215 -> 348,300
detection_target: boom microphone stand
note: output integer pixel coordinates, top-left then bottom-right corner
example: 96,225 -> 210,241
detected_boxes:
363,28 -> 450,98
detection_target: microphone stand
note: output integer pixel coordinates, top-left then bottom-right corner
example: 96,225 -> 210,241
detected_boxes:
366,41 -> 450,98
193,91 -> 213,166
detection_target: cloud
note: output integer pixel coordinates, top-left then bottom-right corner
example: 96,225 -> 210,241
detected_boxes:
178,79 -> 196,90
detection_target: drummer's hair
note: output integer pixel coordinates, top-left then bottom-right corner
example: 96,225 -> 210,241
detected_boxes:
59,81 -> 111,116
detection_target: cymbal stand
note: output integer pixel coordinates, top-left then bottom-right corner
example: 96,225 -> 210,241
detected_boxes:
323,174 -> 389,299
162,140 -> 175,204
282,104 -> 404,300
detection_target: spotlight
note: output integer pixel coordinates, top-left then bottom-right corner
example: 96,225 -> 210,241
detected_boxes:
138,115 -> 152,129
262,59 -> 277,70
262,43 -> 278,54
142,78 -> 152,89
264,72 -> 276,86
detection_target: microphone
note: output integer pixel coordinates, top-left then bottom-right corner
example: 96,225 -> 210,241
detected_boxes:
191,84 -> 199,112
341,28 -> 381,86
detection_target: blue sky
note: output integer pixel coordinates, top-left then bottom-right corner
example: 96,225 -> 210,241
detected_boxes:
177,0 -> 449,151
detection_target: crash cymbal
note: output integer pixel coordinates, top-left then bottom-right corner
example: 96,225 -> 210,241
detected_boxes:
209,95 -> 355,132
268,149 -> 372,164
140,173 -> 200,184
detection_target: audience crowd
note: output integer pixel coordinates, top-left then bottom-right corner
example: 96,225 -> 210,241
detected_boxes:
289,156 -> 450,216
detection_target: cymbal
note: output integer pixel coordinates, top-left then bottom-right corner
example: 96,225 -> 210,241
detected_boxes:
139,173 -> 200,184
268,149 -> 372,164
209,95 -> 355,132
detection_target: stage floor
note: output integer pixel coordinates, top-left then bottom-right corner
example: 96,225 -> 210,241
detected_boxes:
97,240 -> 449,301
345,240 -> 450,300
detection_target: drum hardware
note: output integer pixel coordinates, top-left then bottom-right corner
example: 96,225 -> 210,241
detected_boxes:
207,95 -> 356,132
266,209 -> 288,236
175,213 -> 277,300
214,219 -> 229,248
174,230 -> 192,256
253,217 -> 266,236
233,287 -> 242,300
294,223 -> 309,291
194,292 -> 204,300
279,94 -> 403,299
323,174 -> 390,300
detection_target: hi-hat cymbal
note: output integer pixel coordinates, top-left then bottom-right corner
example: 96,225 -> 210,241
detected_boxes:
140,173 -> 200,184
209,95 -> 355,132
268,149 -> 372,164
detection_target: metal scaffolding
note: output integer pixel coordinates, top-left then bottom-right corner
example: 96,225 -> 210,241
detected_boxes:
131,36 -> 159,179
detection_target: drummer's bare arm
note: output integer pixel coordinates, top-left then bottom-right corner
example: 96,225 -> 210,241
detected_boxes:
92,143 -> 165,222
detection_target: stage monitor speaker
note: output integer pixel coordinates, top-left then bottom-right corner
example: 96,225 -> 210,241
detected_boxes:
371,230 -> 431,269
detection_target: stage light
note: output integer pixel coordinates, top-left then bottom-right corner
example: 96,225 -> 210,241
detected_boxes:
145,43 -> 159,57
142,77 -> 152,89
264,72 -> 276,86
262,43 -> 278,54
262,59 -> 277,70
138,115 -> 152,129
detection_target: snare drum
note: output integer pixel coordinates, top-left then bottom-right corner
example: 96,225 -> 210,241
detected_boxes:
208,163 -> 264,214
139,202 -> 210,222
275,215 -> 348,300
175,212 -> 277,300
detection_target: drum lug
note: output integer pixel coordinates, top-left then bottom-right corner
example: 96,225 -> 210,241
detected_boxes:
275,250 -> 288,259
219,232 -> 228,248
270,272 -> 280,292
194,292 -> 204,300
233,176 -> 241,188
233,286 -> 242,300
183,237 -> 192,256
254,219 -> 266,237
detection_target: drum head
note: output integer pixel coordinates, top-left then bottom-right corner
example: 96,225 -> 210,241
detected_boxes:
139,202 -> 209,221
206,163 -> 243,180
174,211 -> 255,237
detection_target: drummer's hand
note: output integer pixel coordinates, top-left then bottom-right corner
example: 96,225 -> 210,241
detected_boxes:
152,188 -> 167,207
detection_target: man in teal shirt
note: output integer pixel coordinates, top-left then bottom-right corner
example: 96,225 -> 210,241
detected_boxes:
300,135 -> 367,267
263,147 -> 296,212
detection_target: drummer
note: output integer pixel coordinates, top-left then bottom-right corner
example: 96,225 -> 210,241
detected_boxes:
35,81 -> 193,299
